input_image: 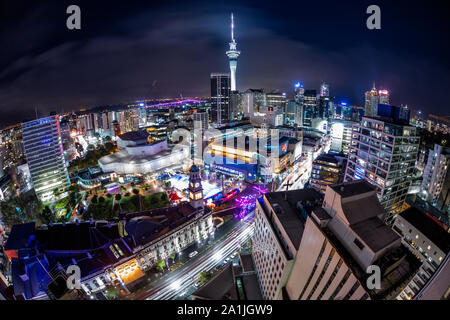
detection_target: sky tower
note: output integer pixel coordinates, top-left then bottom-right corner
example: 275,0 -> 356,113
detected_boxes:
226,13 -> 240,91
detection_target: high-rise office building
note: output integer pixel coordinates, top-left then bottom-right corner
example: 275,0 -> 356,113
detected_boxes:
285,100 -> 296,125
420,144 -> 450,207
293,82 -> 304,126
310,153 -> 345,194
21,115 -> 70,202
124,108 -> 139,133
252,181 -> 421,300
252,188 -> 323,299
365,85 -> 379,117
210,73 -> 231,126
330,120 -> 355,154
344,116 -> 420,224
226,13 -> 240,92
266,91 -> 287,110
320,82 -> 329,97
294,82 -> 305,103
365,85 -> 390,117
193,112 -> 209,132
318,96 -> 332,120
302,90 -> 318,127
229,91 -> 243,120
379,89 -> 390,105
243,89 -> 266,117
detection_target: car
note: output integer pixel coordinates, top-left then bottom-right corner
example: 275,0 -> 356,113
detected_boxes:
230,253 -> 236,258
194,281 -> 202,288
189,251 -> 198,258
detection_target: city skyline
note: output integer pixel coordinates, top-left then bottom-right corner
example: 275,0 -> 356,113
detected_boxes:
1,1 -> 450,303
1,0 -> 450,127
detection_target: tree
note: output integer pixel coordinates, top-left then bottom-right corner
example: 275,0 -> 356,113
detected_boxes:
91,195 -> 98,204
115,193 -> 122,201
132,189 -> 139,196
197,271 -> 212,284
156,259 -> 166,272
87,144 -> 95,151
0,191 -> 40,228
106,193 -> 112,198
98,196 -> 105,203
160,192 -> 168,202
41,205 -> 56,224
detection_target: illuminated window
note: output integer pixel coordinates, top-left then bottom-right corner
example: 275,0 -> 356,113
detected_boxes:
189,192 -> 194,199
195,192 -> 203,200
195,182 -> 200,188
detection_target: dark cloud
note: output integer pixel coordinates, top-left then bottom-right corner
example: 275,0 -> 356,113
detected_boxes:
0,0 -> 449,127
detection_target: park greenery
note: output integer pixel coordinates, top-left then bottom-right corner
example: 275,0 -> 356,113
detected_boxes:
83,191 -> 170,221
0,190 -> 41,228
68,141 -> 117,172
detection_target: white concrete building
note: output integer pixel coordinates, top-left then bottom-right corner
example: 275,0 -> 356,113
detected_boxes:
252,189 -> 323,299
420,144 -> 450,205
252,181 -> 421,300
98,135 -> 190,175
392,207 -> 450,300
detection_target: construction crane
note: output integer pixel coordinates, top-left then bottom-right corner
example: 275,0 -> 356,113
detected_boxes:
428,114 -> 450,125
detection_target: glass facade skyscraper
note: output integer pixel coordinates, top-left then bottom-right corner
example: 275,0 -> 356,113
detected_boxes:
210,73 -> 231,126
21,115 -> 70,203
344,116 -> 419,224
302,90 -> 318,127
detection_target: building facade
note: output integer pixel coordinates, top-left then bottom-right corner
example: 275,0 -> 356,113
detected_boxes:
210,73 -> 231,126
420,144 -> 450,206
344,116 -> 419,224
310,153 -> 345,194
21,116 -> 70,202
392,207 -> 450,300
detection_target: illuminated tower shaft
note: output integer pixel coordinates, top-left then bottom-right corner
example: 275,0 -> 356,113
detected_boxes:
226,13 -> 240,91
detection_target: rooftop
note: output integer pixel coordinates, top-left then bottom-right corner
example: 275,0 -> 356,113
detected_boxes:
351,217 -> 400,252
118,130 -> 149,142
5,202 -> 209,299
264,188 -> 322,250
313,217 -> 421,300
398,207 -> 450,254
98,146 -> 176,166
330,180 -> 376,198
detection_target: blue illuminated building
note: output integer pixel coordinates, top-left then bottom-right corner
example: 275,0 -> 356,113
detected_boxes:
21,115 -> 70,202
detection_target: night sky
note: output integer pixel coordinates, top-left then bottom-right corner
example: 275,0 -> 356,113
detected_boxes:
0,0 -> 449,127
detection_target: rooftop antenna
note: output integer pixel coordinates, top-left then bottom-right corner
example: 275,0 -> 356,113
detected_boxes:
231,13 -> 235,43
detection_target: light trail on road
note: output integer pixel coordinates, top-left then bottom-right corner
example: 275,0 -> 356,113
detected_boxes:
142,217 -> 254,300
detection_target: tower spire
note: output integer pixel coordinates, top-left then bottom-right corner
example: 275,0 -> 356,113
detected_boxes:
231,13 -> 235,42
226,13 -> 240,92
